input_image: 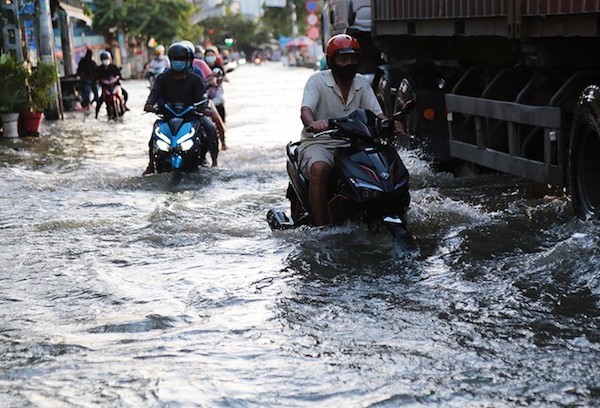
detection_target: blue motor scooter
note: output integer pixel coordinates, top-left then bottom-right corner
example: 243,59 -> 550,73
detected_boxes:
149,98 -> 210,173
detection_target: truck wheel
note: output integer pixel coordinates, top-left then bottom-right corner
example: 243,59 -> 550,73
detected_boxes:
569,86 -> 600,219
374,72 -> 395,117
393,78 -> 415,149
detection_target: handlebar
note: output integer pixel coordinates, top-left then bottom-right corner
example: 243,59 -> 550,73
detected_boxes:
306,100 -> 416,138
152,99 -> 210,116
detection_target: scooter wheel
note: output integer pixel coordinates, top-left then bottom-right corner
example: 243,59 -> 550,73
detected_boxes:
112,99 -> 122,118
106,102 -> 115,119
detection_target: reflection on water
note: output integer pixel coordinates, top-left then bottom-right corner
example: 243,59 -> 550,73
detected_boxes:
0,63 -> 599,407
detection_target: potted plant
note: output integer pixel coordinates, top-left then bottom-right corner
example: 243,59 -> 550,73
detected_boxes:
0,54 -> 28,138
20,60 -> 58,136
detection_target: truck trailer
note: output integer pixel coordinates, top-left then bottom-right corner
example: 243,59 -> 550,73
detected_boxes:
323,0 -> 600,219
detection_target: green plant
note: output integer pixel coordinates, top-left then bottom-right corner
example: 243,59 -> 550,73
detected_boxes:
26,60 -> 58,112
0,54 -> 28,113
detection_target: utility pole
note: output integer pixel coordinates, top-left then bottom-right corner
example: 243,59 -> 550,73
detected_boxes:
291,1 -> 298,38
57,10 -> 75,76
38,0 -> 61,119
37,0 -> 55,64
115,0 -> 129,77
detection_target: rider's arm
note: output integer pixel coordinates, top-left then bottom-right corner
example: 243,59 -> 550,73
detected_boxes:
144,78 -> 161,111
300,74 -> 329,131
301,106 -> 328,131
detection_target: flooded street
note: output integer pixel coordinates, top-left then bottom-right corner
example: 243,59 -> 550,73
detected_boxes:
1,62 -> 599,407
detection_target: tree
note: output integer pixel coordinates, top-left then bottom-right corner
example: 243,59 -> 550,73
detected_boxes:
202,14 -> 271,54
92,0 -> 198,45
262,0 -> 310,39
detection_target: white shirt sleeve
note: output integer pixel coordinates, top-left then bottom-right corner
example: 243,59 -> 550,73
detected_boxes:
358,76 -> 383,116
301,73 -> 321,113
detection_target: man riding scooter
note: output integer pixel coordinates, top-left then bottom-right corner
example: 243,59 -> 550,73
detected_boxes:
144,45 -> 170,86
297,34 -> 404,227
143,42 -> 218,175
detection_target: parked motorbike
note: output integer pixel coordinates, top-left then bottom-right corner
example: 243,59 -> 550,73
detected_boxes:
149,98 -> 210,174
267,101 -> 416,243
99,76 -> 125,119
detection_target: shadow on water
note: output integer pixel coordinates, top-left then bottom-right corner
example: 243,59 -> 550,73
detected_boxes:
120,169 -> 216,193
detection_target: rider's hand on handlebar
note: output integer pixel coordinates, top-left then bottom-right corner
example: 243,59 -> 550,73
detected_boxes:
307,119 -> 329,132
144,103 -> 154,113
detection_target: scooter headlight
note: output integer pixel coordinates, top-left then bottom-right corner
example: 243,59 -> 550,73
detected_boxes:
154,126 -> 171,152
177,127 -> 196,151
155,139 -> 170,152
180,139 -> 194,151
349,178 -> 383,200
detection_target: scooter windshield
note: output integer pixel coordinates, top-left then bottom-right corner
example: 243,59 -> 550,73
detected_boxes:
164,103 -> 194,117
337,109 -> 378,139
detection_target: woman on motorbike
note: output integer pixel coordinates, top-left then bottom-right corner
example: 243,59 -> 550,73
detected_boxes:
204,47 -> 228,123
95,51 -> 129,119
181,41 -> 226,151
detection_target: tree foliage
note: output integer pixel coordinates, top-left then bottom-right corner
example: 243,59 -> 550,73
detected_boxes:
91,0 -> 197,44
202,14 -> 271,53
261,0 -> 311,38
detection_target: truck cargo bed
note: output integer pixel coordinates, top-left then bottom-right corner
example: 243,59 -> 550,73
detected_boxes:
373,0 -> 600,38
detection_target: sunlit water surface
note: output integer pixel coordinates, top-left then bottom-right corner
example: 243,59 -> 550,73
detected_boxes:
1,63 -> 599,407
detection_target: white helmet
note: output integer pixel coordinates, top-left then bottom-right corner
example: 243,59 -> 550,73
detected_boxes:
180,40 -> 195,56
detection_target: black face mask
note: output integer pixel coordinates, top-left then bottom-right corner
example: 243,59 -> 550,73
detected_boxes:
332,63 -> 358,82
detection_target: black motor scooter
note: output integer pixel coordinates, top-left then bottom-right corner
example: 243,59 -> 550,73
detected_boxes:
267,101 -> 416,243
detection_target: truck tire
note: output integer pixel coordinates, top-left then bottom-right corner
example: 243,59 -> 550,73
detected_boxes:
374,72 -> 394,117
373,65 -> 404,117
569,85 -> 600,219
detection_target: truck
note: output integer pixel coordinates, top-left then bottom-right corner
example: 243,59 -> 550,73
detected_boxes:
322,0 -> 600,219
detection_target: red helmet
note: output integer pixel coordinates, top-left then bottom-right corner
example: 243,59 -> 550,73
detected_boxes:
326,34 -> 361,59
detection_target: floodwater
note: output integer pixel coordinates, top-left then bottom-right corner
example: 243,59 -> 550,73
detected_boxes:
1,62 -> 599,407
